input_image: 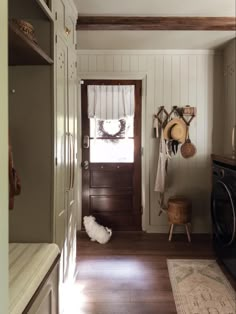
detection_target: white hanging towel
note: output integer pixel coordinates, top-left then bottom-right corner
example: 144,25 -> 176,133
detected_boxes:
87,85 -> 135,120
154,130 -> 170,193
153,117 -> 159,138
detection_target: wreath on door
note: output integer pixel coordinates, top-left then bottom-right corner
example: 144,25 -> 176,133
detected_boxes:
98,119 -> 126,142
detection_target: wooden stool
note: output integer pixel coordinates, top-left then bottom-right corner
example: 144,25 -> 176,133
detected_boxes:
167,196 -> 192,242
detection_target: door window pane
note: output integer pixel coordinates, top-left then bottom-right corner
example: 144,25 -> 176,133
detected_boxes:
90,118 -> 134,138
90,139 -> 134,163
89,117 -> 134,163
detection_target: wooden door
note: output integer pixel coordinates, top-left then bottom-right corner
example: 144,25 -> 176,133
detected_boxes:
81,80 -> 142,231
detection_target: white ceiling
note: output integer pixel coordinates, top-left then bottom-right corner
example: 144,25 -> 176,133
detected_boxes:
75,0 -> 235,16
75,0 -> 236,50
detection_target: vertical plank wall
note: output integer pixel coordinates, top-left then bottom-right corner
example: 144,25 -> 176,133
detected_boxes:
77,50 -> 223,233
223,39 -> 236,155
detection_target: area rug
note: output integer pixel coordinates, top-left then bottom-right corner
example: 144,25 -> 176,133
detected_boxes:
167,259 -> 236,314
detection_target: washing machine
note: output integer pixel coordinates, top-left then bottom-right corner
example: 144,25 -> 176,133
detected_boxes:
211,156 -> 236,279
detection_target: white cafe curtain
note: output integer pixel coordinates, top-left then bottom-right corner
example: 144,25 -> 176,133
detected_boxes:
88,85 -> 135,120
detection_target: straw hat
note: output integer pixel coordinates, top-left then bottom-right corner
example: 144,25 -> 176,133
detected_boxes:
163,118 -> 187,143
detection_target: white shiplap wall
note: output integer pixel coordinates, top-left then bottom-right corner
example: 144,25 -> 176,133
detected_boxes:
77,50 -> 223,233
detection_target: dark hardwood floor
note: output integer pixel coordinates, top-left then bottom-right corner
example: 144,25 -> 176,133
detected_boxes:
75,232 -> 235,314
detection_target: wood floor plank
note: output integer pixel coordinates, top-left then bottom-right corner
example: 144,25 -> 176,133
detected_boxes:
75,232 -> 235,314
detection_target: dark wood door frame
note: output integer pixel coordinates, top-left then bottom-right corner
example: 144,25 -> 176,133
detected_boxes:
81,79 -> 142,230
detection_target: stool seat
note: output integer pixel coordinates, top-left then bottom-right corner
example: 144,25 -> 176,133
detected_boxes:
167,196 -> 192,242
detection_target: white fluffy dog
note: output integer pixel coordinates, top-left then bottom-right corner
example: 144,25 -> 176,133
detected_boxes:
83,216 -> 112,244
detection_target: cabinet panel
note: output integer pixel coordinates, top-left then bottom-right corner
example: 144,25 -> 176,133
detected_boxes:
26,262 -> 59,314
65,47 -> 77,280
54,0 -> 76,46
53,0 -> 66,37
55,34 -> 68,314
53,1 -> 78,312
55,35 -> 67,251
65,14 -> 75,46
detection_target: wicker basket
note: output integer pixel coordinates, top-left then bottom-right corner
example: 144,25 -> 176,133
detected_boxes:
168,196 -> 192,224
11,19 -> 38,43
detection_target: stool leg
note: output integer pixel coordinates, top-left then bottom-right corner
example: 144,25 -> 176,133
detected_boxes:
169,224 -> 174,242
187,223 -> 192,233
185,224 -> 191,242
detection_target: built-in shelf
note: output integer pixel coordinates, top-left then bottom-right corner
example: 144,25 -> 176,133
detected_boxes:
9,22 -> 53,66
35,0 -> 54,21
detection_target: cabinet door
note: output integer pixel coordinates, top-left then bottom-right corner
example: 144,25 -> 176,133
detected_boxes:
65,8 -> 76,47
55,34 -> 69,314
53,0 -> 66,38
53,0 -> 76,47
65,47 -> 77,281
55,34 -> 67,276
26,263 -> 59,314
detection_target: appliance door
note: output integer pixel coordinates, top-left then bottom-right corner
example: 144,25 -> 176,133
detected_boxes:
212,179 -> 236,247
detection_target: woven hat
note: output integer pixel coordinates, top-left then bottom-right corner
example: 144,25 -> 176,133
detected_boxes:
163,118 -> 187,143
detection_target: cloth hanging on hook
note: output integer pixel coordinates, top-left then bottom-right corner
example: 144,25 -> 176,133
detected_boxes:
154,129 -> 171,193
153,117 -> 159,138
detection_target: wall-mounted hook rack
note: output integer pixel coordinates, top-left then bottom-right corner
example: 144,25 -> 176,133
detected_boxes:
154,105 -> 196,129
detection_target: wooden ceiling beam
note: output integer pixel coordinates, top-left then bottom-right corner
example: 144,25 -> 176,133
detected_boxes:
76,16 -> 236,31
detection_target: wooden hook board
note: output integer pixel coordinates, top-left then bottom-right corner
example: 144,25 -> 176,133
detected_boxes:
154,106 -> 196,128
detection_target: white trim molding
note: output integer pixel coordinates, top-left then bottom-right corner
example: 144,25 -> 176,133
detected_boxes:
77,49 -> 220,56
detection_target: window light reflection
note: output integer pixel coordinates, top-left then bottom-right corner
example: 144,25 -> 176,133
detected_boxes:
90,139 -> 134,163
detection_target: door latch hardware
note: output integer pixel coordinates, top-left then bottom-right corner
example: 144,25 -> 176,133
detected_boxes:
83,135 -> 90,149
81,160 -> 89,170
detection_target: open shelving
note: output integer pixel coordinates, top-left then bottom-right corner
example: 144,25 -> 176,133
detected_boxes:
35,0 -> 54,21
9,21 -> 53,66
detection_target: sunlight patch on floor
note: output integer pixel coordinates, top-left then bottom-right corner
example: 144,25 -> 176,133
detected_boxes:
64,282 -> 88,314
77,260 -> 147,279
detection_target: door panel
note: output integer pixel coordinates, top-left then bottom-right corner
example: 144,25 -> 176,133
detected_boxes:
90,164 -> 133,188
81,80 -> 142,231
90,195 -> 133,213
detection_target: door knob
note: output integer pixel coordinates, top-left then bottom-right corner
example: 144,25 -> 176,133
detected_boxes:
81,160 -> 89,170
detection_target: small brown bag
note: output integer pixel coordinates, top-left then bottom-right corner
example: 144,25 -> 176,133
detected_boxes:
180,127 -> 196,159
